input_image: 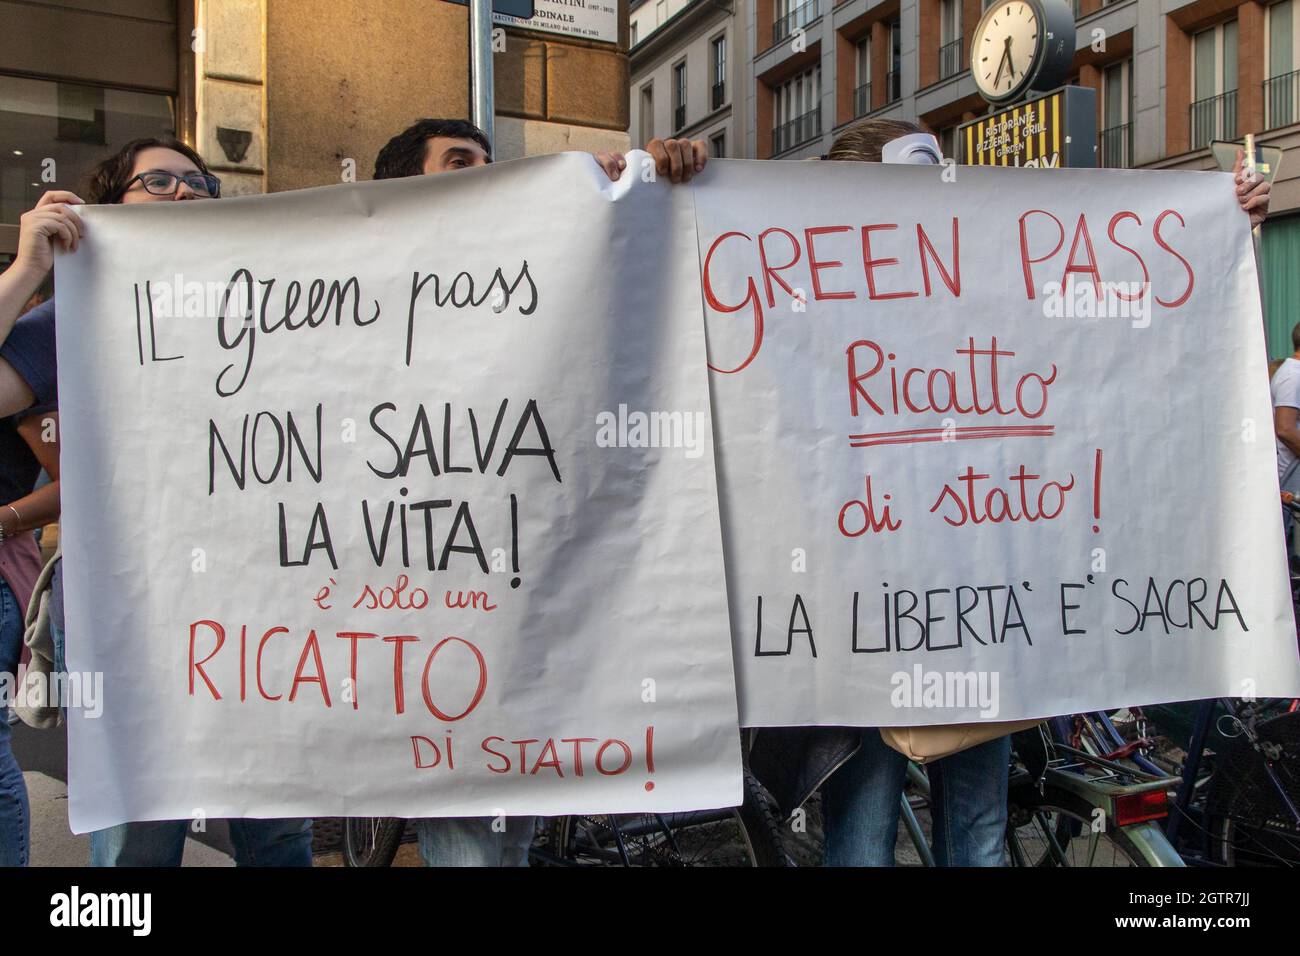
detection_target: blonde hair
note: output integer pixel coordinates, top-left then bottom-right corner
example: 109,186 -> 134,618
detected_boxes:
825,118 -> 932,163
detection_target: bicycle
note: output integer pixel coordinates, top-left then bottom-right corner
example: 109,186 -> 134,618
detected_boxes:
743,720 -> 1183,867
1092,699 -> 1300,866
1002,719 -> 1183,866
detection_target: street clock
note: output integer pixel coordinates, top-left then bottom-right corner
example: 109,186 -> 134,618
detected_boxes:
971,0 -> 1076,105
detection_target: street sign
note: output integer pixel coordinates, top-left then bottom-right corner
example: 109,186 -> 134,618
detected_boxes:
443,0 -> 620,43
957,85 -> 1097,169
442,0 -> 535,18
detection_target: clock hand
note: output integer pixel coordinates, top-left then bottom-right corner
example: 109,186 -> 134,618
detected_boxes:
994,41 -> 1013,88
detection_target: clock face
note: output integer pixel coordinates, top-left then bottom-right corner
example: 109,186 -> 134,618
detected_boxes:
973,2 -> 1042,101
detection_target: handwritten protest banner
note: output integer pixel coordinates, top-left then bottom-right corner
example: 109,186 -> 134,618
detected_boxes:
695,159 -> 1300,726
56,154 -> 741,832
56,151 -> 1300,824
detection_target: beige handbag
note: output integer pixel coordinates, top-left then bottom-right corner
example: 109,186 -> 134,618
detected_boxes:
879,719 -> 1045,764
16,547 -> 62,730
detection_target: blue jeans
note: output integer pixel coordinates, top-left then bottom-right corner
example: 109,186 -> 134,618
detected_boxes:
823,729 -> 1011,866
90,817 -> 314,866
415,816 -> 536,866
0,580 -> 29,866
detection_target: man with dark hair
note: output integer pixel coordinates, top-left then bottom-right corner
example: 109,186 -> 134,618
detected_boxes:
373,118 -> 706,868
373,117 -> 708,184
373,119 -> 494,179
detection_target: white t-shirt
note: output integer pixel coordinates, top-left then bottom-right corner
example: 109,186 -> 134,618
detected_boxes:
1272,356 -> 1300,480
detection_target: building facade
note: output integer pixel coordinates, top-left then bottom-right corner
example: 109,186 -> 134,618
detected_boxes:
747,0 -> 1300,182
0,0 -> 631,260
636,0 -> 1300,356
629,0 -> 749,156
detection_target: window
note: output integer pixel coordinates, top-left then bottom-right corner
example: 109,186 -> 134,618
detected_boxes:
1190,20 -> 1238,148
1267,1 -> 1300,127
773,66 -> 821,154
640,83 -> 654,147
1272,0 -> 1295,75
855,37 -> 871,117
710,130 -> 726,158
0,76 -> 174,227
774,0 -> 819,46
887,19 -> 902,103
938,125 -> 956,161
631,22 -> 639,47
673,61 -> 687,132
1100,60 -> 1133,167
712,35 -> 727,109
940,0 -> 961,44
939,0 -> 963,80
655,0 -> 666,25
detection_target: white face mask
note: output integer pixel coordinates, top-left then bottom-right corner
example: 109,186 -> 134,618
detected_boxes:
882,133 -> 943,165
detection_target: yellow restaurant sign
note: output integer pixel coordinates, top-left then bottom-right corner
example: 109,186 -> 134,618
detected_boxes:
959,86 -> 1097,169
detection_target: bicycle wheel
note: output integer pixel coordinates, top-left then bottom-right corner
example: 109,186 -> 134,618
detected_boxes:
544,810 -> 752,866
342,817 -> 406,867
737,767 -> 815,866
1205,710 -> 1300,866
1006,785 -> 1154,867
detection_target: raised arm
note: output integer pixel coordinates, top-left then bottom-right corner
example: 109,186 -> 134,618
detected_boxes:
0,190 -> 84,346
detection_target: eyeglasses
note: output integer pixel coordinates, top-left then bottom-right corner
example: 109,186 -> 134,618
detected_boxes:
121,170 -> 222,199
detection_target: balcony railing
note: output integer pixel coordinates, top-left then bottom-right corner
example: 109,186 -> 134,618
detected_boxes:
1098,122 -> 1131,168
773,106 -> 822,154
712,81 -> 726,110
773,0 -> 819,46
1189,90 -> 1236,150
939,38 -> 963,80
1265,69 -> 1300,130
885,69 -> 901,104
853,82 -> 871,118
674,104 -> 686,132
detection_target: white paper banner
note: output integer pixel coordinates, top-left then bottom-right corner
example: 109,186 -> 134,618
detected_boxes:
693,159 -> 1300,727
56,153 -> 741,832
56,153 -> 1300,829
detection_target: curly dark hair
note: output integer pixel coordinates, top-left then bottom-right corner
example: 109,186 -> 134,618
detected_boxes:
373,119 -> 492,180
86,136 -> 215,204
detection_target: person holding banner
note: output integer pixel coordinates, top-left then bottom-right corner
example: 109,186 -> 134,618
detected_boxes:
0,187 -> 82,867
372,116 -> 709,186
0,137 -> 315,867
0,313 -> 62,866
761,116 -> 1274,867
799,118 -> 1020,866
371,120 -> 709,866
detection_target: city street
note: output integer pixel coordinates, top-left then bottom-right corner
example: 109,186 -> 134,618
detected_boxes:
0,0 -> 1292,905
12,712 -> 953,868
11,719 -> 234,867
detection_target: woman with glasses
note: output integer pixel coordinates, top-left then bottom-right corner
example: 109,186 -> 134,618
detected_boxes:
0,136 -> 312,867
